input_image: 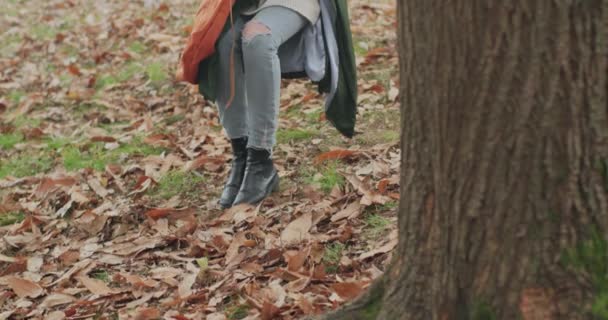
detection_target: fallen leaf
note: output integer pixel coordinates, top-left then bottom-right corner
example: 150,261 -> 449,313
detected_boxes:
314,149 -> 360,164
377,179 -> 390,193
87,177 -> 110,198
261,301 -> 280,320
520,287 -> 556,320
6,276 -> 44,298
331,202 -> 362,222
281,213 -> 312,244
135,307 -> 161,320
359,238 -> 398,260
45,311 -> 65,320
77,276 -> 115,295
40,293 -> 76,308
285,248 -> 309,272
332,282 -> 365,301
231,204 -> 258,224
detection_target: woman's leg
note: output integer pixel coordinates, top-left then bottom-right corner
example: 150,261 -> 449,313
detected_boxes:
241,6 -> 309,151
232,7 -> 310,206
216,16 -> 248,139
216,16 -> 249,208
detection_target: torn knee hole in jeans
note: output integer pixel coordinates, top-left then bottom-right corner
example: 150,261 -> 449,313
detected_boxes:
242,20 -> 272,42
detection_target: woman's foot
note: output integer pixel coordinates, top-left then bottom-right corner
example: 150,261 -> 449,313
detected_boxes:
233,148 -> 279,206
219,137 -> 249,209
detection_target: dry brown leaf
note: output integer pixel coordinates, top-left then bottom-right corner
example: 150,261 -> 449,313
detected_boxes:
519,287 -> 556,320
34,177 -> 76,198
119,273 -> 159,289
134,307 -> 161,320
377,178 -> 390,193
145,208 -> 176,220
77,211 -> 108,235
332,282 -> 365,301
343,174 -> 392,206
40,293 -> 76,308
77,276 -> 115,296
6,276 -> 44,298
49,259 -> 93,286
231,204 -> 258,224
281,213 -> 312,245
331,202 -> 362,222
314,149 -> 360,164
297,295 -> 315,315
261,301 -> 280,320
178,273 -> 197,299
87,177 -> 110,198
225,232 -> 247,264
359,238 -> 398,260
285,277 -> 310,293
285,248 -> 309,272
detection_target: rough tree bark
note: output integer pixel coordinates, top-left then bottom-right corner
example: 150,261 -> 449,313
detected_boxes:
322,1 -> 608,319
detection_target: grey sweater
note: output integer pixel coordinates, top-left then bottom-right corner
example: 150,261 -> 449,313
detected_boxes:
242,0 -> 321,24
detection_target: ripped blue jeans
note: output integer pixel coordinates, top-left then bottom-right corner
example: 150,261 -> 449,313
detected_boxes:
215,7 -> 309,152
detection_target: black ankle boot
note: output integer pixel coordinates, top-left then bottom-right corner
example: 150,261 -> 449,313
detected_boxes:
219,137 -> 248,209
233,148 -> 279,206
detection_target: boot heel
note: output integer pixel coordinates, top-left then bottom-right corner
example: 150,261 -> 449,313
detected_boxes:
272,175 -> 280,193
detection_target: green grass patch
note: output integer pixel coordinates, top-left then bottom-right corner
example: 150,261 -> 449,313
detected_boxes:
0,153 -> 54,178
163,114 -> 186,126
145,62 -> 167,84
128,41 -> 147,54
304,108 -> 324,124
151,170 -> 206,200
90,270 -> 110,282
60,44 -> 80,58
11,116 -> 42,129
6,90 -> 26,106
44,136 -> 73,150
470,300 -> 497,320
353,39 -> 369,57
95,75 -> 118,89
31,25 -> 57,41
364,214 -> 391,239
372,201 -> 398,212
356,111 -> 400,146
323,242 -> 345,274
276,128 -> 319,144
303,161 -> 344,194
0,33 -> 22,56
379,130 -> 400,144
226,303 -> 250,320
94,62 -> 143,90
98,121 -> 131,132
0,212 -> 25,226
562,228 -> 608,318
118,62 -> 143,82
0,133 -> 23,149
61,137 -> 164,171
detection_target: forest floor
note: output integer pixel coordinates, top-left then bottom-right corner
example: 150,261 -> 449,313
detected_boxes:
0,0 -> 399,319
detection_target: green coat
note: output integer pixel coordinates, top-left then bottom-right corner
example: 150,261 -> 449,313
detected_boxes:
197,0 -> 358,138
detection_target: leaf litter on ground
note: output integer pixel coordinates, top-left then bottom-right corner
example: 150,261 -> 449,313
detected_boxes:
0,0 -> 400,318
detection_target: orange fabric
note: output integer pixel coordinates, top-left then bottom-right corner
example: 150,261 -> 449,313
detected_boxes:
176,0 -> 236,85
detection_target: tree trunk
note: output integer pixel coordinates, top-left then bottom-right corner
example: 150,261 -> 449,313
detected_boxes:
323,1 -> 608,319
